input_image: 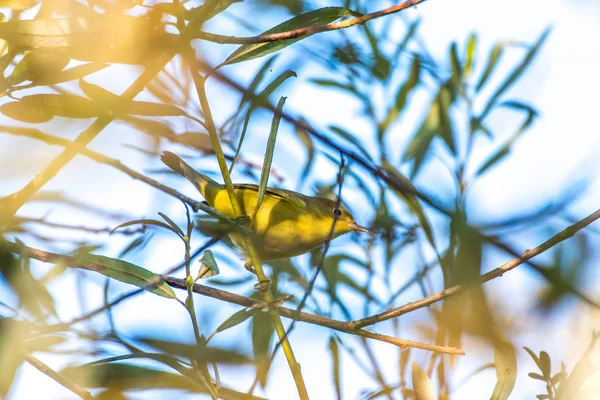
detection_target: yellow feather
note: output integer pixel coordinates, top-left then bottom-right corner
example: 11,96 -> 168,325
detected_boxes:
162,151 -> 369,261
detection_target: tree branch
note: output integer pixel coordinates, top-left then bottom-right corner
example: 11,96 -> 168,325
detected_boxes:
349,207 -> 600,329
24,352 -> 94,400
192,0 -> 426,44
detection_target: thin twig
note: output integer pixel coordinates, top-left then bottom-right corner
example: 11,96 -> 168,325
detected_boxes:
163,277 -> 464,355
5,241 -> 463,355
24,352 -> 94,400
349,207 -> 600,329
191,0 -> 426,44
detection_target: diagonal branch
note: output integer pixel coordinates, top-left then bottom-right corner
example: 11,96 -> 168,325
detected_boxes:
7,242 -> 463,355
162,276 -> 464,355
349,207 -> 600,329
24,352 -> 94,400
192,0 -> 426,44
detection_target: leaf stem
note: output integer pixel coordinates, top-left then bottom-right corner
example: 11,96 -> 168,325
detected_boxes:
189,64 -> 309,400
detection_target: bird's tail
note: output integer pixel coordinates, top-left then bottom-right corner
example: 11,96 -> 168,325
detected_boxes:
161,151 -> 222,201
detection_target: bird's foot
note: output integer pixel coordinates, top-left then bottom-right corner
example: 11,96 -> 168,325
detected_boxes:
254,278 -> 272,292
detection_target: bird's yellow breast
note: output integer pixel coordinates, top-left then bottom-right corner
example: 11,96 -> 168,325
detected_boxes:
210,185 -> 346,260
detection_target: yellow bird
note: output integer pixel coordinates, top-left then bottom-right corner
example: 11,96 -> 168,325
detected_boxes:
161,151 -> 369,263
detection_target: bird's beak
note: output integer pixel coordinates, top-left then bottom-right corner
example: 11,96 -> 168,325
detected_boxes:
349,222 -> 370,233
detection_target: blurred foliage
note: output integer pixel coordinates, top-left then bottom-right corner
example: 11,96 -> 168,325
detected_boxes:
0,0 -> 598,399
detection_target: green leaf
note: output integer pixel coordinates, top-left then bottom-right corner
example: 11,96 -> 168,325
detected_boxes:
221,7 -> 360,66
74,253 -> 176,299
449,42 -> 462,89
33,62 -> 109,86
0,100 -> 53,123
329,125 -> 374,162
382,160 -> 436,250
207,308 -> 255,342
229,70 -> 296,174
61,363 -> 200,391
479,28 -> 550,120
309,78 -> 355,94
328,337 -> 342,400
8,49 -> 69,85
393,19 -> 420,61
476,102 -> 538,175
380,56 -> 421,138
411,362 -> 435,400
295,118 -> 315,183
79,78 -> 118,103
4,94 -> 100,121
476,43 -> 504,91
464,33 -> 477,78
0,319 -> 28,397
404,82 -> 457,177
120,101 -> 188,117
197,250 -> 220,279
528,372 -> 546,381
158,212 -> 184,237
185,0 -> 242,25
138,338 -> 251,364
252,309 -> 274,387
255,96 -> 286,212
110,219 -> 177,235
490,338 -> 517,400
539,351 -> 551,378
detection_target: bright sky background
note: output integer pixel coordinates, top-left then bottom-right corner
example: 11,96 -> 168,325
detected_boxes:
2,0 -> 600,399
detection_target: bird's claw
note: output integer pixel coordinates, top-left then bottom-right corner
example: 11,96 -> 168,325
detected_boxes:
254,278 -> 272,292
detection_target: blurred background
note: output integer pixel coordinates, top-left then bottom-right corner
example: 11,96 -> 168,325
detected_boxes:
1,0 -> 600,399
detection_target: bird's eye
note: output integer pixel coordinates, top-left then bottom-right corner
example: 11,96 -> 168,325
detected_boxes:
333,208 -> 342,216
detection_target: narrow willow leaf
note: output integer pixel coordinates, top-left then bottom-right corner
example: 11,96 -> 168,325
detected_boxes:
309,78 -> 355,94
252,309 -> 274,387
157,212 -> 184,237
539,351 -> 551,378
476,104 -> 537,175
464,33 -> 477,78
61,363 -> 200,391
7,94 -> 100,120
476,43 -> 504,91
411,362 -> 435,400
490,338 -> 517,400
380,56 -> 421,138
0,319 -> 28,397
197,250 -> 220,279
75,253 -> 176,299
221,7 -> 360,66
328,337 -> 342,400
295,118 -> 315,183
449,42 -> 462,89
79,78 -> 118,103
8,49 -> 69,85
383,160 -> 436,250
0,101 -> 53,123
185,0 -> 242,25
207,308 -> 254,342
138,338 -> 251,364
479,28 -> 549,120
229,70 -> 296,173
110,218 -> 175,235
329,125 -> 373,162
121,101 -> 188,117
34,62 -> 109,85
255,96 -> 286,212
393,19 -> 420,61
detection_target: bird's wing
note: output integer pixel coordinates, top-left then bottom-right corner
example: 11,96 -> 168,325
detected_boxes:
234,184 -> 307,209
